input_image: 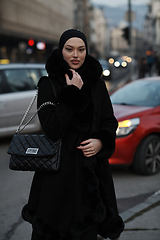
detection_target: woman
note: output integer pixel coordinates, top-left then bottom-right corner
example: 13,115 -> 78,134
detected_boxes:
22,29 -> 124,240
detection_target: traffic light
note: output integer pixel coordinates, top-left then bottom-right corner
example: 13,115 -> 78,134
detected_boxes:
122,27 -> 130,45
28,39 -> 35,46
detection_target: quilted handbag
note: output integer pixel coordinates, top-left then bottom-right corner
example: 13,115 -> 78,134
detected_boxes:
8,134 -> 62,171
7,78 -> 62,172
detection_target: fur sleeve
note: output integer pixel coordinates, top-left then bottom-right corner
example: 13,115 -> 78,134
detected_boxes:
58,85 -> 89,113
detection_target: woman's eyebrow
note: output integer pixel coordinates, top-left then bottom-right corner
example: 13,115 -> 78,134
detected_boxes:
66,45 -> 73,48
66,45 -> 85,48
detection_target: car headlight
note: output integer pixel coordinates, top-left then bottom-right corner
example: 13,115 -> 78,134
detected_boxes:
114,61 -> 120,67
103,69 -> 110,76
116,118 -> 140,137
121,61 -> 127,67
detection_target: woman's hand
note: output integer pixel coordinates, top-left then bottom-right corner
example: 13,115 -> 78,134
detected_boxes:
65,69 -> 83,89
77,139 -> 103,157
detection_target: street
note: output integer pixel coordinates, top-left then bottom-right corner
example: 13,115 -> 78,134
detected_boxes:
105,63 -> 137,94
0,136 -> 160,240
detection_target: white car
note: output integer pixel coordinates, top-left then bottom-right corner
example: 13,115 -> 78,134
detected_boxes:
0,63 -> 47,137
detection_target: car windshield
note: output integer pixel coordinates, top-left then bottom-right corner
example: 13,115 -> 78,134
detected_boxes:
110,80 -> 160,107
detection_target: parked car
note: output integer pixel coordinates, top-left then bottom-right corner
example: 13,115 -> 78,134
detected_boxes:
0,63 -> 47,137
99,59 -> 112,80
109,76 -> 160,175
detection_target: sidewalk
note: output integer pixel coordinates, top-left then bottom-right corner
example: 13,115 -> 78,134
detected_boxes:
98,190 -> 160,240
119,190 -> 160,240
116,190 -> 160,240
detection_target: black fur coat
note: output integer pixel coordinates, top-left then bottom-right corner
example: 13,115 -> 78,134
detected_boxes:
22,49 -> 124,239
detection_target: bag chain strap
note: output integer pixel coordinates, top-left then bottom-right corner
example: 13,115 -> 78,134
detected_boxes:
16,88 -> 56,134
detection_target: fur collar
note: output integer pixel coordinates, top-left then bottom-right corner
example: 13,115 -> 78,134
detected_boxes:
45,49 -> 102,87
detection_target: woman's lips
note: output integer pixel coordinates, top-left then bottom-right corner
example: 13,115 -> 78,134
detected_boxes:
71,60 -> 80,64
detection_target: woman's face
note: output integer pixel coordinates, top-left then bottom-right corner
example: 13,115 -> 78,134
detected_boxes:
62,37 -> 86,69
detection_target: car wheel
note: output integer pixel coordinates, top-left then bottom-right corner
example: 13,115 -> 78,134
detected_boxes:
133,135 -> 160,175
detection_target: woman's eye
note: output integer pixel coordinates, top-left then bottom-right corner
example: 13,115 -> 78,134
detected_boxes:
66,48 -> 72,52
79,48 -> 85,52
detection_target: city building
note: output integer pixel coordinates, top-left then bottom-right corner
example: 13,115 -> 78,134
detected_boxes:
111,27 -> 128,57
110,24 -> 145,60
0,0 -> 74,63
144,0 -> 160,55
91,6 -> 110,59
0,0 -> 113,63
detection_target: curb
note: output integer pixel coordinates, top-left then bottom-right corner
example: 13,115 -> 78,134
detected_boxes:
120,190 -> 160,222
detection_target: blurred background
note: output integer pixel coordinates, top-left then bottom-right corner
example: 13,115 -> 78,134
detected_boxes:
0,1 -> 160,239
0,0 -> 159,72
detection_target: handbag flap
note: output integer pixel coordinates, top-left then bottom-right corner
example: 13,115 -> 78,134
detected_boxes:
7,134 -> 61,157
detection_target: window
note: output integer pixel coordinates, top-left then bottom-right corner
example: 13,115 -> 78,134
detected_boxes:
28,69 -> 40,87
40,69 -> 48,76
4,69 -> 40,93
111,80 -> 160,107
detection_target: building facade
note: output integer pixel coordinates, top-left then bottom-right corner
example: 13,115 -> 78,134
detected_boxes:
0,0 -> 74,62
110,25 -> 146,59
0,0 -> 111,63
91,7 -> 110,59
111,27 -> 129,57
144,0 -> 160,55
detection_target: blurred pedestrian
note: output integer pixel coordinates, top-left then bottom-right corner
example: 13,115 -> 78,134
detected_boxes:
138,57 -> 149,78
22,29 -> 124,240
146,51 -> 155,76
155,55 -> 160,76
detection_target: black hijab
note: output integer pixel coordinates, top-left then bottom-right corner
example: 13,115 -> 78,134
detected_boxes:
58,29 -> 89,75
58,29 -> 88,56
46,29 -> 102,86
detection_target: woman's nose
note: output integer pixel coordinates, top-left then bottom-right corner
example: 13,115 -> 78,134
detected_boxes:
73,50 -> 78,57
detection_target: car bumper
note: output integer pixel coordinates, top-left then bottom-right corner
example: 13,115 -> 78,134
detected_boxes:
109,133 -> 139,165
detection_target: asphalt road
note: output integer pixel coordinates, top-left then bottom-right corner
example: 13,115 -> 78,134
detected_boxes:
0,137 -> 160,240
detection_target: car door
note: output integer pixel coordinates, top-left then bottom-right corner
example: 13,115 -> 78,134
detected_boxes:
0,68 -> 41,137
0,70 -> 9,133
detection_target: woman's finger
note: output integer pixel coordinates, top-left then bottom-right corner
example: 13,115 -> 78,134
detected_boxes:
69,69 -> 75,74
65,74 -> 71,85
65,69 -> 83,89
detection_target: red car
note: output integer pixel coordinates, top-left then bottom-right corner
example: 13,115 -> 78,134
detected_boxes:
109,76 -> 160,175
